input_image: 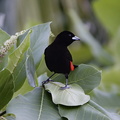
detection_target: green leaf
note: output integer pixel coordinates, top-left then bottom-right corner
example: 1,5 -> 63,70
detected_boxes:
5,30 -> 30,92
13,80 -> 33,98
36,55 -> 47,77
91,89 -> 120,113
30,22 -> 51,68
0,69 -> 14,110
0,29 -> 10,70
16,29 -> 30,47
6,87 -> 63,120
26,49 -> 36,87
0,28 -> 10,44
5,115 -> 16,120
54,64 -> 101,93
58,100 -> 120,120
12,53 -> 27,91
45,82 -> 90,106
69,64 -> 101,93
7,30 -> 30,73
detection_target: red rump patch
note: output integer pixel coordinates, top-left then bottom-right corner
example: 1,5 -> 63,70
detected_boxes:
70,61 -> 74,71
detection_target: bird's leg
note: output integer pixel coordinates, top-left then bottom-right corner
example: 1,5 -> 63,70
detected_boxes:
42,72 -> 56,85
60,74 -> 70,90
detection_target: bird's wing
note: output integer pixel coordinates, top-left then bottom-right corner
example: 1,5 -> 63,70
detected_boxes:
65,49 -> 75,71
65,48 -> 73,61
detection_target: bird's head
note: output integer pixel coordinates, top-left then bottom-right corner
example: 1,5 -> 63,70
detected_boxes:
54,31 -> 80,46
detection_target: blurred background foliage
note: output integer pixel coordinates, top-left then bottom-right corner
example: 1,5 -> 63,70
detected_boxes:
0,0 -> 120,111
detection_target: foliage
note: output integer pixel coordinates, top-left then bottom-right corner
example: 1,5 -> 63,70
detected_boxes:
93,0 -> 120,36
0,22 -> 120,120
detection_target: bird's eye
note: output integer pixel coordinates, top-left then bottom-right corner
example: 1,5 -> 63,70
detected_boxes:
68,34 -> 72,37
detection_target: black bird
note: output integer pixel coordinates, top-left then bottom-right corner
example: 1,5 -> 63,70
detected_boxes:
43,31 -> 80,89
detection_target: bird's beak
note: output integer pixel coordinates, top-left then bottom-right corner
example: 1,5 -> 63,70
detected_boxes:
72,36 -> 80,41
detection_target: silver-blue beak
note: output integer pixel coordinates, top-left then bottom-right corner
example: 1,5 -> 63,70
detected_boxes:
72,36 -> 80,40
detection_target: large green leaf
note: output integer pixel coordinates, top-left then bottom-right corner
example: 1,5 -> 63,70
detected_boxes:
6,31 -> 30,91
53,64 -> 101,93
30,22 -> 51,68
36,55 -> 47,77
58,100 -> 120,120
26,49 -> 36,87
0,69 -> 14,110
45,82 -> 90,106
13,80 -> 33,98
11,22 -> 51,91
12,53 -> 27,91
7,31 -> 30,73
6,87 -> 64,120
91,89 -> 120,113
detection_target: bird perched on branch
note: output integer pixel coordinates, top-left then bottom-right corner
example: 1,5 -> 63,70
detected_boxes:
43,31 -> 80,89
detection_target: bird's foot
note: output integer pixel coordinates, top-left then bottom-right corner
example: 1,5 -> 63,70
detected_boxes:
60,85 -> 70,90
42,79 -> 54,85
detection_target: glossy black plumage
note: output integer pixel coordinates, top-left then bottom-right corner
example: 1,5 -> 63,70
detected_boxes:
43,31 -> 80,89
